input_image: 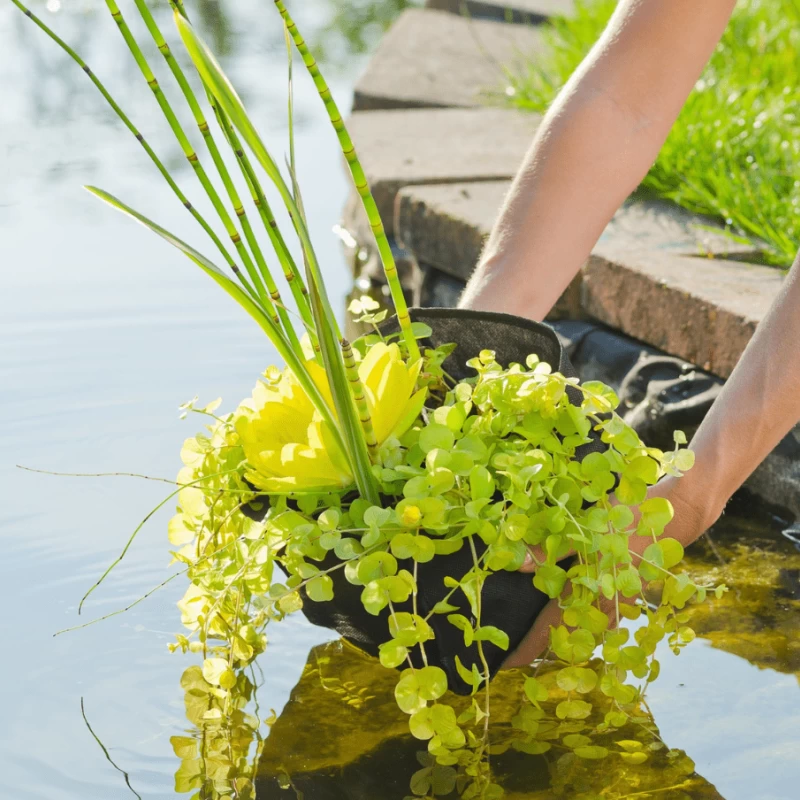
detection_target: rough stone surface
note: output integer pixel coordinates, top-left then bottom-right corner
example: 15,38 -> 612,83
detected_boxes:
582,244 -> 780,379
344,108 -> 539,237
396,181 -> 764,282
396,181 -> 509,277
426,0 -> 575,23
353,8 -> 546,111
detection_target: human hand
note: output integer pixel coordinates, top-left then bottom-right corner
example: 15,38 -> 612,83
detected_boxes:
501,475 -> 714,669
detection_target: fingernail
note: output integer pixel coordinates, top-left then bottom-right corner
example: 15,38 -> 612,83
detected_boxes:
522,551 -> 532,568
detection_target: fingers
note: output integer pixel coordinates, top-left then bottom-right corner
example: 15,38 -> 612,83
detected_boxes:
518,545 -> 545,573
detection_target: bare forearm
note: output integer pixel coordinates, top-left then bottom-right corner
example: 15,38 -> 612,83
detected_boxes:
674,255 -> 800,534
460,0 -> 737,319
459,83 -> 655,319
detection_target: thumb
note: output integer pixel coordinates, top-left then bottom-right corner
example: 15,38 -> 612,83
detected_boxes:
518,544 -> 545,573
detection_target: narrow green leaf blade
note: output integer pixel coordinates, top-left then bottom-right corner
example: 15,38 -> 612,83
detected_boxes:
308,278 -> 379,504
85,186 -> 344,456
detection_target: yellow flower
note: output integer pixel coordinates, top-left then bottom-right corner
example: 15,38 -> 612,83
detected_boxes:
235,343 -> 426,493
401,504 -> 422,527
235,360 -> 352,492
359,342 -> 427,443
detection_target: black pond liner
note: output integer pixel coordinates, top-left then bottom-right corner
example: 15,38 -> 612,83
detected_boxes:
253,309 -> 606,695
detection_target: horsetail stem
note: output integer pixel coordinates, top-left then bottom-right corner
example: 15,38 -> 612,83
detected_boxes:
134,0 -> 304,350
212,100 -> 317,348
340,338 -> 378,456
130,1 -> 290,321
8,0 -> 256,298
274,0 -> 420,362
103,0 -> 271,313
169,0 -> 313,336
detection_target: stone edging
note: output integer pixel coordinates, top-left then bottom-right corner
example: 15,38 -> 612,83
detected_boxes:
339,2 -> 798,516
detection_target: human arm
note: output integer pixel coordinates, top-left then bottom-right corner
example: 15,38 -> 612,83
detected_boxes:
458,0 -> 738,319
504,251 -> 800,667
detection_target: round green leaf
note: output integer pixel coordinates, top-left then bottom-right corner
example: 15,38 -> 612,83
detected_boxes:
573,745 -> 609,760
306,575 -> 334,602
417,666 -> 448,701
533,564 -> 568,598
379,641 -> 408,669
357,551 -> 397,584
419,423 -> 455,454
616,568 -> 643,598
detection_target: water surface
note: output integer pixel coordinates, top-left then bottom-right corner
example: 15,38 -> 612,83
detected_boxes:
1,2 -> 798,798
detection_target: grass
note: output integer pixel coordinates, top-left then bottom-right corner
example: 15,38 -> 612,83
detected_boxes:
503,0 -> 800,268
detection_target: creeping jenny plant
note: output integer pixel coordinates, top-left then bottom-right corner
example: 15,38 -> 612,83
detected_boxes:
14,1 -> 727,797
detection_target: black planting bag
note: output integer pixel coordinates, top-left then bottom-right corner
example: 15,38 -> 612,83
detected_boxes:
267,309 -> 605,694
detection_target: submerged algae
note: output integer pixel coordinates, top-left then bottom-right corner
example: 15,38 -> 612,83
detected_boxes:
680,495 -> 800,677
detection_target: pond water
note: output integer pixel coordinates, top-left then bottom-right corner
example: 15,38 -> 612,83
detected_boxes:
1,2 -> 798,799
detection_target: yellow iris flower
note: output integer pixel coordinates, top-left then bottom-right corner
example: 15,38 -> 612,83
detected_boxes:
235,343 -> 426,492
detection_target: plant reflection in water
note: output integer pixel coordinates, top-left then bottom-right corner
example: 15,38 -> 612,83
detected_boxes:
166,493 -> 798,799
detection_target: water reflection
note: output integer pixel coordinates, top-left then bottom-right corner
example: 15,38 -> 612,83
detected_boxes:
3,1 -> 799,797
252,642 -> 722,800
168,495 -> 798,799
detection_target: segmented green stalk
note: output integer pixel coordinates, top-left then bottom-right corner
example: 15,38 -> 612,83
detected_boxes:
214,103 -> 317,342
274,0 -> 420,361
104,0 -> 271,313
130,0 -> 303,347
169,0 -> 314,341
341,339 -> 378,456
175,12 -> 379,501
8,0 -> 256,299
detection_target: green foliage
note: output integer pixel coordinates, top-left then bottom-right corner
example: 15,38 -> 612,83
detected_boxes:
166,344 -> 722,798
13,2 -> 726,796
503,0 -> 800,268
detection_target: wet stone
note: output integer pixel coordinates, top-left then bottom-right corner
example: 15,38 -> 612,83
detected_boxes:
426,0 -> 575,23
353,8 -> 547,111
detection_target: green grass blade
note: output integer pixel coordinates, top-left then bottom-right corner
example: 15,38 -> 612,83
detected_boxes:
174,11 -> 339,337
309,279 -> 380,504
274,0 -> 420,361
174,15 -> 378,499
215,105 -> 317,339
85,186 -> 344,454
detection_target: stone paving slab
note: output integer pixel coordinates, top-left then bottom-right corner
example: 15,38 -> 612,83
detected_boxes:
393,179 -> 778,378
353,8 -> 546,111
426,0 -> 574,23
583,243 -> 780,379
395,181 -> 509,276
344,107 -> 540,237
395,180 -> 763,281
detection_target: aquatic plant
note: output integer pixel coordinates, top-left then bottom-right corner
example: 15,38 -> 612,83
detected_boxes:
502,0 -> 800,268
13,1 -> 727,797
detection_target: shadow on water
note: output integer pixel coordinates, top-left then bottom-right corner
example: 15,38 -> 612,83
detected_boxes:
166,493 -> 798,799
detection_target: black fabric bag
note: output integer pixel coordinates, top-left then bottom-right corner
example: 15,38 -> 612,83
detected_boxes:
269,309 -> 604,694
